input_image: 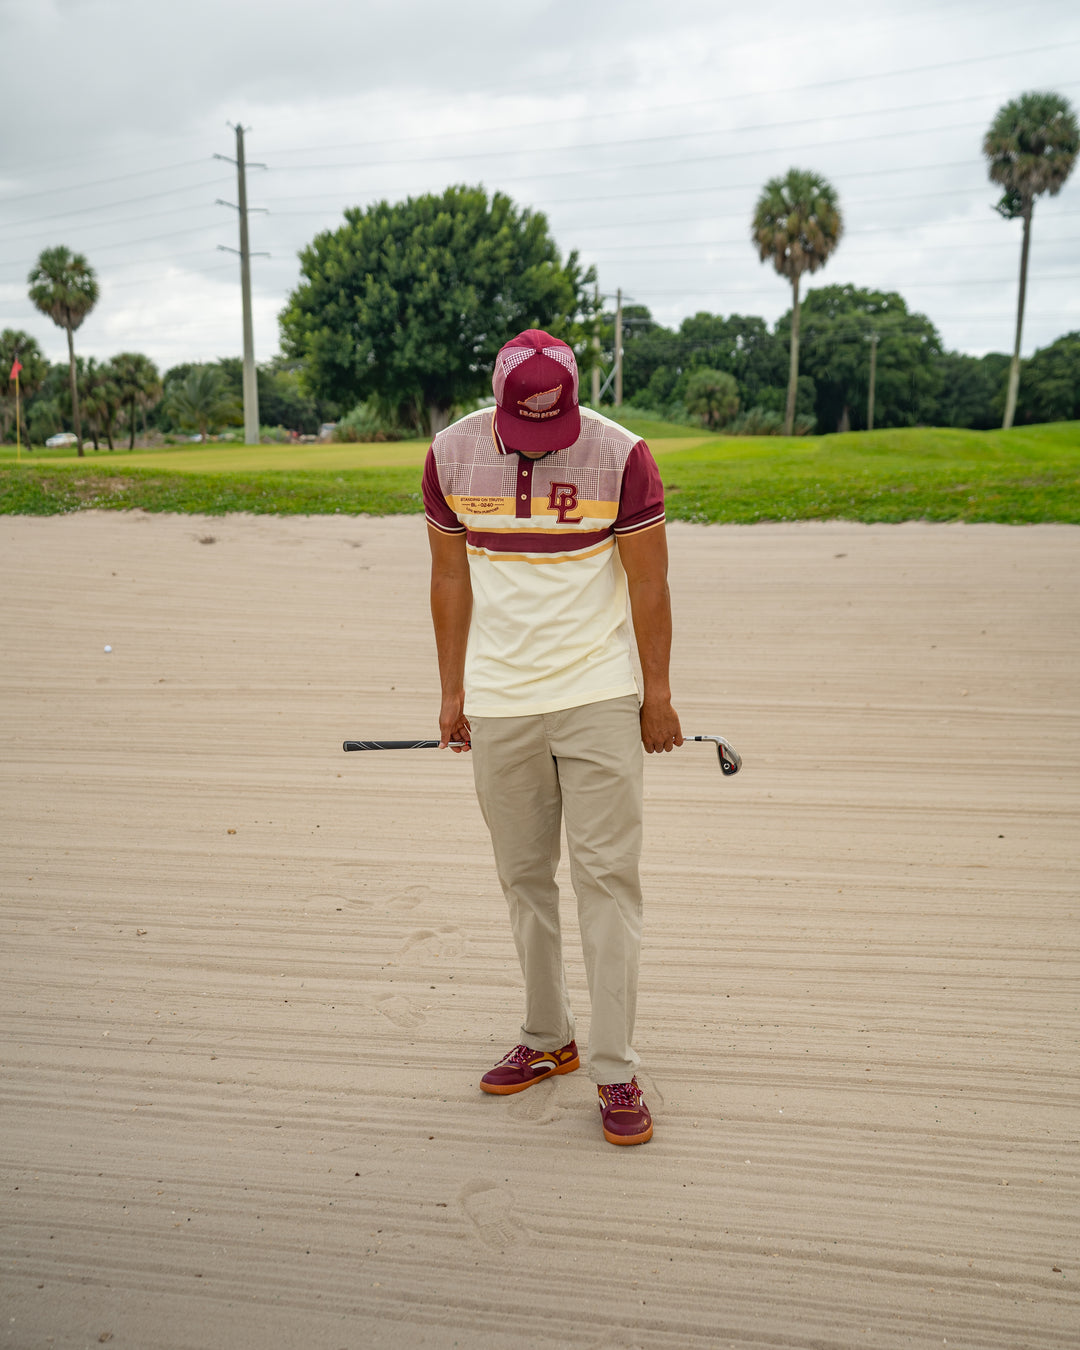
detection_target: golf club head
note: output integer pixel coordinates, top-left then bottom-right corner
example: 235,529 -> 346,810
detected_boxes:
700,735 -> 741,775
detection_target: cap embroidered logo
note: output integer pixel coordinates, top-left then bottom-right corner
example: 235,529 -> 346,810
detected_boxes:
519,385 -> 563,414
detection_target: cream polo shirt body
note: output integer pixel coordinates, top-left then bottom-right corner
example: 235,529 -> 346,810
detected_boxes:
422,406 -> 666,718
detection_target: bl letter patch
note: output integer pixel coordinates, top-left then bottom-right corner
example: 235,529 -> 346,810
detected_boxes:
548,482 -> 583,524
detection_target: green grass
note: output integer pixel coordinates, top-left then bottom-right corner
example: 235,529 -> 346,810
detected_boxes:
2,421 -> 1078,523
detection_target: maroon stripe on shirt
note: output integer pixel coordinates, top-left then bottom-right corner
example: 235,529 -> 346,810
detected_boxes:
466,527 -> 613,555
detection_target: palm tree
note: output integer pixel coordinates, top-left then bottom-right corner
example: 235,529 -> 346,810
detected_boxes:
1,329 -> 48,447
27,246 -> 100,457
80,358 -> 122,451
110,352 -> 162,449
752,170 -> 843,435
984,91 -> 1078,429
166,366 -> 241,443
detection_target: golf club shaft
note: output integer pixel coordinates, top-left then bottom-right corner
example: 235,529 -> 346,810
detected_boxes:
343,735 -> 740,773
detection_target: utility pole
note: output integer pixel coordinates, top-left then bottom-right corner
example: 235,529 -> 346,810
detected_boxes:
216,125 -> 268,446
614,287 -> 623,408
591,284 -> 601,408
867,332 -> 879,432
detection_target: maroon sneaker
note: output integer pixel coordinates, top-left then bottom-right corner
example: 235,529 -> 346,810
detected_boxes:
480,1040 -> 580,1095
598,1077 -> 653,1145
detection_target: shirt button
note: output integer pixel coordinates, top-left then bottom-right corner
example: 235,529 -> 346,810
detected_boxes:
522,469 -> 528,476
520,494 -> 528,500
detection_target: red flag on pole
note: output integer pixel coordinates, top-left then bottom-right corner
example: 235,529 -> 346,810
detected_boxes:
9,357 -> 21,381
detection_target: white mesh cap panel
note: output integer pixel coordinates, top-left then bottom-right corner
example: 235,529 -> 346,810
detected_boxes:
492,347 -> 536,403
543,347 -> 579,401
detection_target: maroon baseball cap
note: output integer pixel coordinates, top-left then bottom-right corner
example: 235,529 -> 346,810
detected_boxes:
492,329 -> 581,455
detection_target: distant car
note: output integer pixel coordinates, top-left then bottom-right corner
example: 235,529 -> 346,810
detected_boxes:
45,432 -> 78,448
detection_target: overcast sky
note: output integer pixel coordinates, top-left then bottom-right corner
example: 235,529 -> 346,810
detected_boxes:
2,0 -> 1079,373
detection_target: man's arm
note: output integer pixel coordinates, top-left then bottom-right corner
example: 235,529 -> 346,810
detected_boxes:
427,524 -> 473,751
617,524 -> 683,754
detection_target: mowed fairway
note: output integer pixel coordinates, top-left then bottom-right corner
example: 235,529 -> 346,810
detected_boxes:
1,511 -> 1077,1350
3,421 -> 1078,522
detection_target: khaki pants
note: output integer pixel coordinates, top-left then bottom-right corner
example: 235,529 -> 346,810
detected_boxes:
470,694 -> 644,1084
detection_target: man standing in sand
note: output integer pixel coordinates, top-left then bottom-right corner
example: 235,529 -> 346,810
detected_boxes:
422,329 -> 681,1147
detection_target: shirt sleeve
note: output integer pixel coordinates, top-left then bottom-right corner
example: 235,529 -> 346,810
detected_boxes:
613,440 -> 666,536
422,445 -> 466,534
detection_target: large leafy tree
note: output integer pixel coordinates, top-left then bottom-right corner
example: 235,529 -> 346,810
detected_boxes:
984,91 -> 1078,429
1014,330 -> 1080,424
1,329 -> 48,445
109,352 -> 162,449
27,246 -> 99,456
778,285 -> 943,432
618,308 -> 788,418
280,185 -> 590,434
752,170 -> 843,435
929,351 -> 1011,429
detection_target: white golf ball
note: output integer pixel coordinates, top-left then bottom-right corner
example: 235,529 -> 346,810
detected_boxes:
104,645 -> 112,653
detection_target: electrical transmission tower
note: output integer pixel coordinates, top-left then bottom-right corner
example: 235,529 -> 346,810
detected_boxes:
215,125 -> 268,446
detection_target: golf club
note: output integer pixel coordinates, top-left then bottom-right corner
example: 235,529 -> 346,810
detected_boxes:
681,735 -> 742,775
343,736 -> 741,774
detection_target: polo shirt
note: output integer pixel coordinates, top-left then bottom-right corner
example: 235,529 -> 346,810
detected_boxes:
422,406 -> 665,717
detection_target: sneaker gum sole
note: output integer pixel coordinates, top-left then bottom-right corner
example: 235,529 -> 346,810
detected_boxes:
479,1054 -> 580,1095
602,1119 -> 653,1145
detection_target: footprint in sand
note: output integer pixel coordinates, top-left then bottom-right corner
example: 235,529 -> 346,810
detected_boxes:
375,994 -> 425,1030
458,1179 -> 524,1251
386,885 -> 429,912
305,891 -> 368,910
506,1077 -> 566,1126
400,926 -> 465,960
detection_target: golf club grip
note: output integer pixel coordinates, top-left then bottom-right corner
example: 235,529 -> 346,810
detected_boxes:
343,740 -> 465,751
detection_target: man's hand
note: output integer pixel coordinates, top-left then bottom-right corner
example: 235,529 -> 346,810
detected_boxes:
640,694 -> 683,754
439,692 -> 472,752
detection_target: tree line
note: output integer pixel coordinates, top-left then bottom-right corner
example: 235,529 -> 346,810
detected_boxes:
0,332 -> 338,452
5,89 -> 1077,447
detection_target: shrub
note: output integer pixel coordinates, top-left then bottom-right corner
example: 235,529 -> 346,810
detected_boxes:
727,406 -> 816,436
334,400 -> 405,443
683,369 -> 740,429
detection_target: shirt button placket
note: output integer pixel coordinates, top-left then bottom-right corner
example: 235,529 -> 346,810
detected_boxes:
517,462 -> 531,518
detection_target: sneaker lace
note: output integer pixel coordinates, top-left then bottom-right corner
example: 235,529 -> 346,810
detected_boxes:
502,1044 -> 538,1066
603,1079 -> 641,1109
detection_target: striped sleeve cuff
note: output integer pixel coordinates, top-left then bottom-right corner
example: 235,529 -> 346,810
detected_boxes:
613,510 -> 666,536
425,514 -> 467,535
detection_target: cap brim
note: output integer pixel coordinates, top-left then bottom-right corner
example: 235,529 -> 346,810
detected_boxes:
495,403 -> 581,455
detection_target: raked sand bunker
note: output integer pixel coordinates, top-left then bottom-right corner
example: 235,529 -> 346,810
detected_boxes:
1,513 -> 1077,1350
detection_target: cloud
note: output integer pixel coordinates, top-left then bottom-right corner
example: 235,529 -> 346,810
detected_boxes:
2,0 -> 1078,367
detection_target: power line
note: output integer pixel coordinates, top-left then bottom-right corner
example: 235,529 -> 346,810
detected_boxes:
631,275 -> 1080,296
0,177 -> 232,236
262,108 -> 1020,178
0,159 -> 216,208
257,39 -> 1080,158
6,74 -> 1076,216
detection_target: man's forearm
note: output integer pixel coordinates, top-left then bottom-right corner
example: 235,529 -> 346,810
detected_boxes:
618,525 -> 682,752
627,575 -> 674,702
430,571 -> 472,694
